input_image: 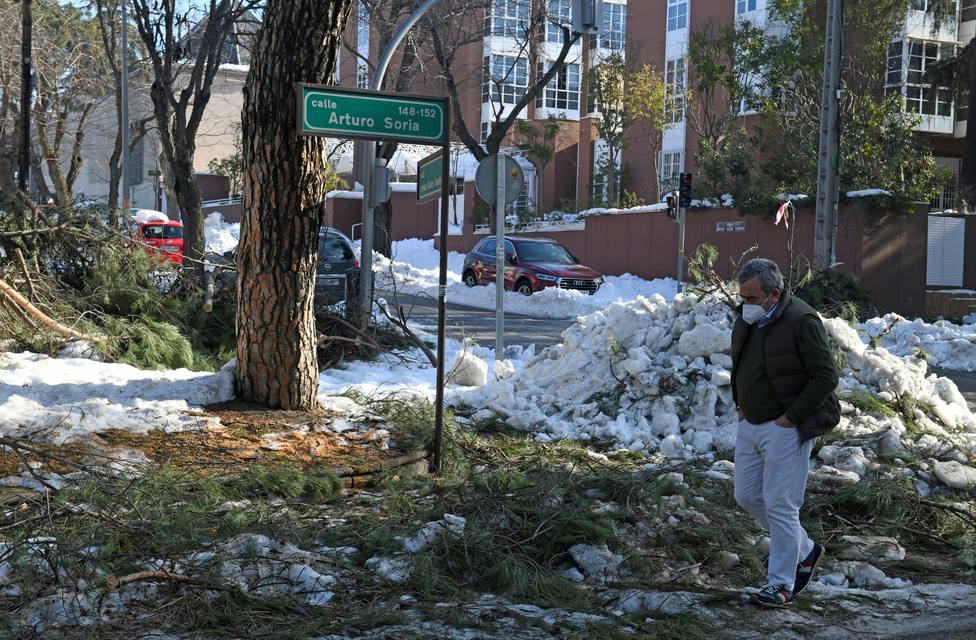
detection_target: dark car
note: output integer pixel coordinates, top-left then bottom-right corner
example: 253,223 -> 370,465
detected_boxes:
462,236 -> 603,296
315,228 -> 360,307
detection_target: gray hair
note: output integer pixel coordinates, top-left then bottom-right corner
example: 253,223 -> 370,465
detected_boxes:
737,258 -> 784,294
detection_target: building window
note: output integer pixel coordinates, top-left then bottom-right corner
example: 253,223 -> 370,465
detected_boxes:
483,55 -> 529,105
357,66 -> 370,89
668,0 -> 688,32
957,90 -> 969,122
591,2 -> 627,51
660,151 -> 681,197
905,41 -> 953,116
545,0 -> 571,44
910,0 -> 949,11
485,0 -> 531,39
537,62 -> 580,111
481,121 -> 491,144
962,0 -> 976,22
513,180 -> 533,212
886,41 -> 903,89
931,158 -> 961,212
736,0 -> 757,13
664,58 -> 686,123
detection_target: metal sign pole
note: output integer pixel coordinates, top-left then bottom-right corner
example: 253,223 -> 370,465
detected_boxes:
432,99 -> 450,473
358,140 -> 376,327
495,152 -> 506,374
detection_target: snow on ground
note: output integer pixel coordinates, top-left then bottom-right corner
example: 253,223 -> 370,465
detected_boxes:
204,212 -> 240,254
860,314 -> 976,372
374,238 -> 677,319
458,293 -> 976,488
316,331 -> 534,401
0,351 -> 235,443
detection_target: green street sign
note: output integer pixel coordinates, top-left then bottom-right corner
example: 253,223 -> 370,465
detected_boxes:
417,151 -> 443,204
298,84 -> 446,144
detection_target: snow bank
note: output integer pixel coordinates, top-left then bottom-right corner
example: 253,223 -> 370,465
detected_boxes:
373,238 -> 677,319
459,294 -> 976,477
860,314 -> 976,372
0,352 -> 235,443
204,212 -> 240,253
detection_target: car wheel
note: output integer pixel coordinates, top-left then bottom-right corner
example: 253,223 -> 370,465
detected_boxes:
463,270 -> 478,287
516,279 -> 533,296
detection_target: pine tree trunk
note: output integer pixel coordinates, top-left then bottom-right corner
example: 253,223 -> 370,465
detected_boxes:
236,0 -> 351,410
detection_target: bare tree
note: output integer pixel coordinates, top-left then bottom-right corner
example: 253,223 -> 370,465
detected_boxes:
0,1 -> 22,195
130,0 -> 258,282
428,0 -> 581,165
90,0 -> 154,224
29,2 -> 109,209
236,0 -> 352,410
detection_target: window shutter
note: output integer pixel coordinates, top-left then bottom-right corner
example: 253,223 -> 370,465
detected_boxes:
927,216 -> 965,287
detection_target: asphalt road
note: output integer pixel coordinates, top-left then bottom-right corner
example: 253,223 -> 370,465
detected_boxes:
378,290 -> 571,350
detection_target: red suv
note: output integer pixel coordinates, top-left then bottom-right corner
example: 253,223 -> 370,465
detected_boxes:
462,236 -> 603,296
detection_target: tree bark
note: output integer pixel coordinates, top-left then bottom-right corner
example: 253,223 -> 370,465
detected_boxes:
236,0 -> 352,410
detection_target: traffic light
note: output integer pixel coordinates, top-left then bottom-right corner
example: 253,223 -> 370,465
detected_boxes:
679,172 -> 692,208
666,195 -> 677,220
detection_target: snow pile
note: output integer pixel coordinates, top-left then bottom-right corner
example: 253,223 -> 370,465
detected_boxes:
459,294 -> 976,486
860,314 -> 976,372
373,238 -> 677,319
0,352 -> 235,443
204,212 -> 240,254
460,293 -> 741,455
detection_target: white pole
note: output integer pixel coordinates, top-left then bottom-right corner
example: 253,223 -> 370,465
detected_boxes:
121,0 -> 130,215
495,152 -> 505,373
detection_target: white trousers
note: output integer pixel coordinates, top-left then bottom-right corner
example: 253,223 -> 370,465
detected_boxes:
734,419 -> 816,591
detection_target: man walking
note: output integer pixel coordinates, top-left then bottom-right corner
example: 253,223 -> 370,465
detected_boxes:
731,259 -> 840,607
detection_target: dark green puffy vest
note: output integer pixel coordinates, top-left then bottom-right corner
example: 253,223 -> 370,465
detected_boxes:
731,292 -> 841,443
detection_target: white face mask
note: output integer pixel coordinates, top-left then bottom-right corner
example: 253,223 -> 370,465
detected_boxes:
741,294 -> 771,325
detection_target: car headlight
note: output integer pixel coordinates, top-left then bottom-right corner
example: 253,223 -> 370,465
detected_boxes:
595,277 -> 604,285
536,274 -> 558,282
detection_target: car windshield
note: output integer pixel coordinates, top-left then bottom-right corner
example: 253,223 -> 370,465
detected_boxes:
516,242 -> 575,263
142,225 -> 182,239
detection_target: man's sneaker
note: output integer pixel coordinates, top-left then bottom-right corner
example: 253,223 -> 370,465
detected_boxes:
750,584 -> 793,607
792,542 -> 825,598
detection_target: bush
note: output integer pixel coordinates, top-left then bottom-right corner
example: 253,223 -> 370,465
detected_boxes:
794,268 -> 879,323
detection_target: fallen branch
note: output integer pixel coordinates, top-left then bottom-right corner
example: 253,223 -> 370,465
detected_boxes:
916,497 -> 976,530
105,571 -> 202,591
14,248 -> 37,301
0,220 -> 73,239
377,299 -> 437,368
0,278 -> 104,342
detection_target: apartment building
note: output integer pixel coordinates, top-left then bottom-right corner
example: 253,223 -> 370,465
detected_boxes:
347,0 -> 969,213
337,0 -> 630,213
